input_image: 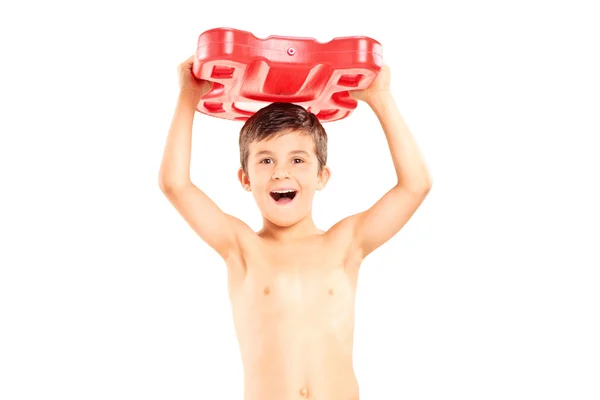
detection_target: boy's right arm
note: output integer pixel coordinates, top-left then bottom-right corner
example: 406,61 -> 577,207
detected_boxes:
158,88 -> 241,260
159,182 -> 241,260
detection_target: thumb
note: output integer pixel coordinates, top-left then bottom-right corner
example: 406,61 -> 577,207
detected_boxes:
180,54 -> 195,67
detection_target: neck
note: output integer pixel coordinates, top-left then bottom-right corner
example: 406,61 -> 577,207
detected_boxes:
259,213 -> 323,242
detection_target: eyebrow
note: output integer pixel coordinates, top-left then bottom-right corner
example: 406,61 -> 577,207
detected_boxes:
254,150 -> 311,157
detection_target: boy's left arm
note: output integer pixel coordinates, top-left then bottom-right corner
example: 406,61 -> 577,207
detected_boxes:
347,66 -> 433,258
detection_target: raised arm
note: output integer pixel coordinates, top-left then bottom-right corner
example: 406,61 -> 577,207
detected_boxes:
337,66 -> 432,259
158,56 -> 244,260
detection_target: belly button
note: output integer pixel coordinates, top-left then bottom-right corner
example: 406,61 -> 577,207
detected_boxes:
299,387 -> 308,397
263,287 -> 270,295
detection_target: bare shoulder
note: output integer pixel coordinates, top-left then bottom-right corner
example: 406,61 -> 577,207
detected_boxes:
221,214 -> 260,267
323,213 -> 364,268
227,214 -> 262,247
324,214 -> 358,242
226,214 -> 256,237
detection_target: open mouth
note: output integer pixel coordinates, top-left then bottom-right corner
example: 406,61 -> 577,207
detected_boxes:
270,189 -> 297,204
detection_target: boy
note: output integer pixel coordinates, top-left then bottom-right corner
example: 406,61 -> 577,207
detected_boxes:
159,55 -> 432,400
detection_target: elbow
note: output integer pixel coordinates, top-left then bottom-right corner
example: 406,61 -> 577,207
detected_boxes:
422,178 -> 433,193
158,171 -> 170,193
158,178 -> 171,194
418,180 -> 433,197
158,179 -> 172,195
416,169 -> 433,191
398,176 -> 432,194
158,176 -> 191,194
158,166 -> 192,192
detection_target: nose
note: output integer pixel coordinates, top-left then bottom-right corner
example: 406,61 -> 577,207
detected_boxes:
272,166 -> 290,180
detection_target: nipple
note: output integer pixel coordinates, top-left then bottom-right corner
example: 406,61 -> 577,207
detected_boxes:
328,288 -> 334,295
263,287 -> 270,295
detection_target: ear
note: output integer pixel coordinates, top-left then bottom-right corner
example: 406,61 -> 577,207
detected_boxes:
316,166 -> 331,190
238,167 -> 251,191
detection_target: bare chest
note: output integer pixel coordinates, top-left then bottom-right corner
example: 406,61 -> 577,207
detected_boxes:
228,240 -> 359,327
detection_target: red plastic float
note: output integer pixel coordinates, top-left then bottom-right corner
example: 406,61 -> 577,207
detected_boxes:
192,27 -> 383,122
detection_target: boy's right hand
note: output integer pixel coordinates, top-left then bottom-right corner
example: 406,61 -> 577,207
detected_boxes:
178,55 -> 212,99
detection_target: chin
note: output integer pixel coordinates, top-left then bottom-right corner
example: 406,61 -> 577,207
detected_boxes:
263,212 -> 304,228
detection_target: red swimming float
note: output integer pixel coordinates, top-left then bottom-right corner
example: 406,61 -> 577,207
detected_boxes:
192,27 -> 383,122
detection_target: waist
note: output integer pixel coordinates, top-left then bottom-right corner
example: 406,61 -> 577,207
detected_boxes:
243,360 -> 358,400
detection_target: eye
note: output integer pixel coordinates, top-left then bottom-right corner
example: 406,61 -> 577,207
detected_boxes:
260,158 -> 273,164
292,158 -> 304,164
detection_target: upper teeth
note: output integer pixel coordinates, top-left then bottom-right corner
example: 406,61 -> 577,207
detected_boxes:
273,190 -> 295,193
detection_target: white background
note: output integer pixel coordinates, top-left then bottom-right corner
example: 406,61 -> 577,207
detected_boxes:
1,0 -> 598,399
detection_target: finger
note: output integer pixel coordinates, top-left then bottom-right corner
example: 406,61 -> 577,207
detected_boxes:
179,55 -> 195,67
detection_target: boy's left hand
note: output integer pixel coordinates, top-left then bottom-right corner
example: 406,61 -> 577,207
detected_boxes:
349,64 -> 391,103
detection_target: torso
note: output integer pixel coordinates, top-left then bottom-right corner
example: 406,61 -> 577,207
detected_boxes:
224,220 -> 363,400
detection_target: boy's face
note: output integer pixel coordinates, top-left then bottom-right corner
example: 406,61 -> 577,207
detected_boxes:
238,130 -> 330,227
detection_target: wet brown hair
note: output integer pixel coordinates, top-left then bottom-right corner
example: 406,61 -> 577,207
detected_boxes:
239,102 -> 327,174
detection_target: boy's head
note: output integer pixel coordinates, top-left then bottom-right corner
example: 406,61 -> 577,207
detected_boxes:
237,102 -> 331,227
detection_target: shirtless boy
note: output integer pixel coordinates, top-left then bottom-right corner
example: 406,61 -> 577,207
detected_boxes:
158,55 -> 432,400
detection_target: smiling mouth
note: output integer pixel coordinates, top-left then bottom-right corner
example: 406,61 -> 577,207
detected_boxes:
270,190 -> 297,203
